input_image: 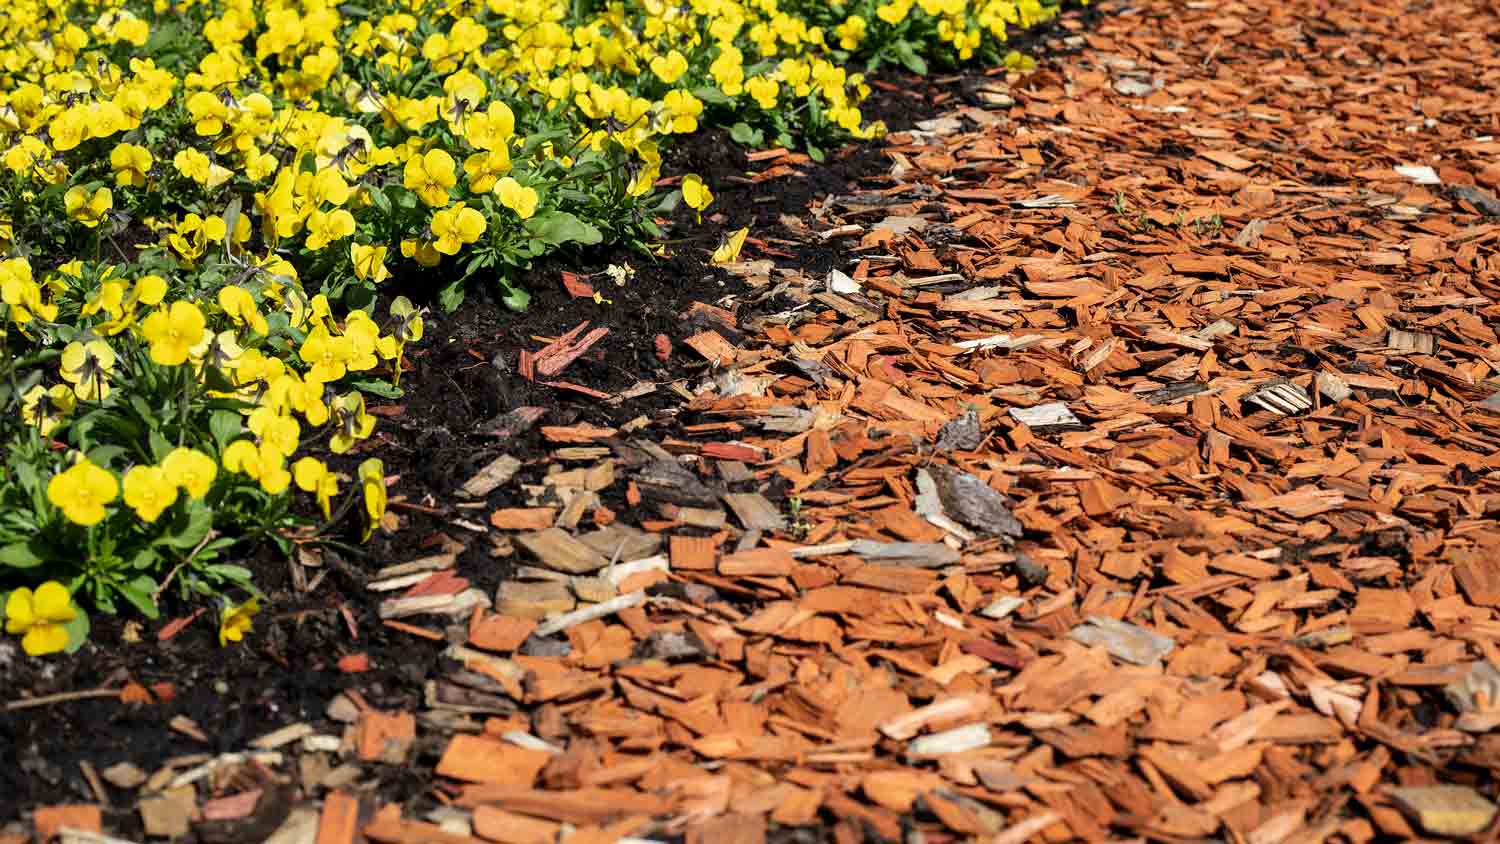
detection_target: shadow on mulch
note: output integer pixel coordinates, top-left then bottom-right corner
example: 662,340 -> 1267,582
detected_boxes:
1,4 -> 1102,827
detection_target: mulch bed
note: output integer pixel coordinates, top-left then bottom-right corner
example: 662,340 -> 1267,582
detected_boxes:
12,0 -> 1500,841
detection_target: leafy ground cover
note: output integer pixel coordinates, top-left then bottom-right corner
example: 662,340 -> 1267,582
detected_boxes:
0,0 -> 1069,655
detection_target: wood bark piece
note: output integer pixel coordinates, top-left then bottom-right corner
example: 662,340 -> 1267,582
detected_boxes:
515,528 -> 609,574
1069,617 -> 1175,666
722,493 -> 787,532
460,455 -> 522,498
1388,786 -> 1498,837
495,581 -> 575,619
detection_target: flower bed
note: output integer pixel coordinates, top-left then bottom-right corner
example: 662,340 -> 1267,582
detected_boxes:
0,0 -> 1066,653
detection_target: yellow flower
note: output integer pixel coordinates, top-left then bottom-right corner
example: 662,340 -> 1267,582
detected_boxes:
293,457 -> 338,519
59,339 -> 116,401
173,148 -> 234,188
64,186 -> 112,228
400,237 -> 441,267
110,143 -> 152,187
496,177 -> 538,219
123,464 -> 178,523
462,149 -> 511,193
330,391 -> 375,454
359,458 -> 386,541
21,384 -> 75,436
681,175 -> 713,212
217,285 -> 268,335
248,406 -> 301,458
304,208 -> 356,251
222,439 -> 291,494
218,596 -> 258,646
747,77 -> 779,110
47,458 -> 118,526
299,324 -> 354,384
162,447 -> 217,499
650,50 -> 689,84
712,227 -> 749,264
140,300 -> 207,366
403,148 -> 456,207
4,582 -> 77,656
351,243 -> 391,283
430,203 -> 486,255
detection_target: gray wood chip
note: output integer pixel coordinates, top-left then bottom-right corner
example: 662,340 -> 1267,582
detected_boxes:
459,454 -> 521,498
1008,402 -> 1081,430
722,492 -> 787,532
516,527 -> 610,574
576,524 -> 661,562
926,465 -> 1024,539
1246,378 -> 1312,415
849,539 -> 960,568
1069,616 -> 1175,666
1389,785 -> 1497,837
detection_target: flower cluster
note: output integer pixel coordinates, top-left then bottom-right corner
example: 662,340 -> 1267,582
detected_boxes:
0,0 -> 1060,654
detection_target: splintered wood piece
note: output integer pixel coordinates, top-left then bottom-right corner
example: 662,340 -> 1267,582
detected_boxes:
316,792 -> 361,844
495,581 -> 576,619
355,710 -> 416,764
849,539 -> 960,568
472,807 -> 561,844
1388,786 -> 1497,837
1009,402 -> 1081,430
722,493 -> 788,532
878,694 -> 989,740
1245,379 -> 1312,415
684,330 -> 738,364
490,508 -> 557,530
460,455 -> 522,498
436,735 -> 551,786
1069,617 -> 1175,666
515,529 -> 609,574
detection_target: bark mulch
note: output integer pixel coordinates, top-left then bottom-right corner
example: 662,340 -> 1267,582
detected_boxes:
14,0 -> 1500,841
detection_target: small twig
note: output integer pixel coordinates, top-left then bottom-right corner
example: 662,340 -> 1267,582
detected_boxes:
151,530 -> 216,602
6,687 -> 122,710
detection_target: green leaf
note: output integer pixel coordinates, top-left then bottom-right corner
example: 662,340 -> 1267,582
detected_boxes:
158,503 -> 212,550
62,609 -> 90,654
807,144 -> 826,163
347,378 -> 403,399
524,211 -> 603,246
203,564 -> 253,586
221,197 -> 242,255
117,576 -> 161,620
0,540 -> 45,569
87,445 -> 127,467
498,279 -> 531,312
209,409 -> 242,452
729,122 -> 764,145
895,41 -> 928,75
438,279 -> 467,312
692,86 -> 734,106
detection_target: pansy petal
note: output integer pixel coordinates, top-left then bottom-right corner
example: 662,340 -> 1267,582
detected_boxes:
4,587 -> 35,633
22,623 -> 68,656
33,581 -> 76,623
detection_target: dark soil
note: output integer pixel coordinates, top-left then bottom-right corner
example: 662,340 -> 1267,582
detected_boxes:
1,4 -> 1101,827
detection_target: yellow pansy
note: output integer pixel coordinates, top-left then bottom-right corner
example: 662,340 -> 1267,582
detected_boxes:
59,339 -> 116,401
402,148 -> 457,207
64,187 -> 112,228
359,458 -> 386,541
218,596 -> 258,646
140,300 -> 207,365
47,457 -> 118,526
293,457 -> 339,519
122,464 -> 178,523
351,243 -> 392,283
161,447 -> 217,499
4,582 -> 77,656
496,177 -> 538,219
